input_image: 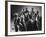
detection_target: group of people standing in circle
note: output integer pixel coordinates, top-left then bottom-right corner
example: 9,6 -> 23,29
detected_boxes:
14,8 -> 42,32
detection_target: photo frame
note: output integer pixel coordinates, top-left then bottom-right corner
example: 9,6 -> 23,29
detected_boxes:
5,1 -> 45,36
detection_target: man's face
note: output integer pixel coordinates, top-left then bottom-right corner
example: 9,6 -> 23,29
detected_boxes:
26,8 -> 28,11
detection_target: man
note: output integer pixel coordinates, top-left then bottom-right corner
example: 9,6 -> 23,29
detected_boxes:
14,14 -> 20,32
28,8 -> 36,31
14,14 -> 18,32
20,9 -> 25,15
24,8 -> 29,31
20,13 -> 26,31
29,8 -> 35,19
24,8 -> 29,23
36,11 -> 42,30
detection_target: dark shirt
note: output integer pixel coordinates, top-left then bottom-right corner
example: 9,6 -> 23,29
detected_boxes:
29,11 -> 35,19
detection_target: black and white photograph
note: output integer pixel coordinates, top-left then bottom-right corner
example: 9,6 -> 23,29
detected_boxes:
11,5 -> 42,32
5,1 -> 45,36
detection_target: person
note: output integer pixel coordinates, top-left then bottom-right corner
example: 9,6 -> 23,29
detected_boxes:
22,9 -> 25,13
23,8 -> 29,31
19,13 -> 26,31
14,14 -> 21,32
24,8 -> 29,23
29,8 -> 35,19
20,9 -> 25,15
14,14 -> 18,32
27,8 -> 35,31
36,11 -> 42,30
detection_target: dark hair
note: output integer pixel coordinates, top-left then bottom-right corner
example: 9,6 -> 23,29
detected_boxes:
32,8 -> 34,10
37,11 -> 39,14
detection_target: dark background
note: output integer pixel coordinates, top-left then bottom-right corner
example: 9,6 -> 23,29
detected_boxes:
10,5 -> 42,32
11,5 -> 42,20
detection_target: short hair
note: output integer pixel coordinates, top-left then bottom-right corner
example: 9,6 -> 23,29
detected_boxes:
26,8 -> 27,10
32,8 -> 34,10
37,11 -> 39,14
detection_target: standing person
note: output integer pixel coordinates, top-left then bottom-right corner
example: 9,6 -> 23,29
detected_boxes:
22,9 -> 25,13
36,11 -> 42,30
20,9 -> 25,15
14,14 -> 18,32
24,8 -> 29,23
20,13 -> 26,31
14,14 -> 20,32
29,8 -> 35,19
32,11 -> 40,30
28,8 -> 36,31
24,8 -> 29,31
